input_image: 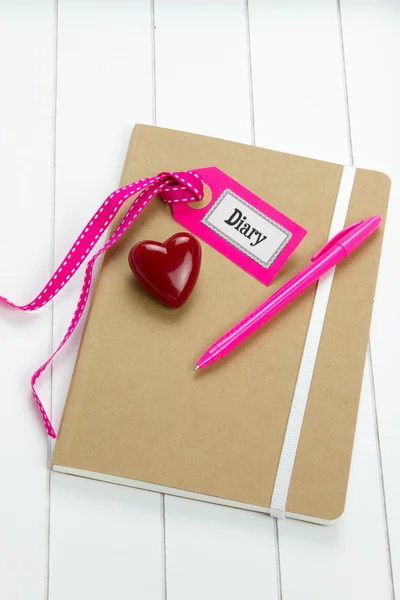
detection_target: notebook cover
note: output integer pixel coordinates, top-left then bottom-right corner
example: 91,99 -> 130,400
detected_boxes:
52,124 -> 390,522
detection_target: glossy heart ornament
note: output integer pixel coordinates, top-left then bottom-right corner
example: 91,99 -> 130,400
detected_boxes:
128,233 -> 202,308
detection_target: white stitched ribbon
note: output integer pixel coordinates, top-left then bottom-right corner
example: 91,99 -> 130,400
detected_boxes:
269,165 -> 357,519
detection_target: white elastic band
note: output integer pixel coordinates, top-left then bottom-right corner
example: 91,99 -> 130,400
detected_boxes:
269,165 -> 357,520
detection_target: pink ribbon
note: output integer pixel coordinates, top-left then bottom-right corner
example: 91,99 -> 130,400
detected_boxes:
0,170 -> 204,438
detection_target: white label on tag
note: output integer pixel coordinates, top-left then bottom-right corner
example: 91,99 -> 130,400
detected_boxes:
202,190 -> 292,268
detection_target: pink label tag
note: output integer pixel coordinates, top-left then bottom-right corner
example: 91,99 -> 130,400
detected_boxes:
172,167 -> 307,285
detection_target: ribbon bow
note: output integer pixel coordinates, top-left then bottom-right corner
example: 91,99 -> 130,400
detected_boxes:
0,170 -> 204,437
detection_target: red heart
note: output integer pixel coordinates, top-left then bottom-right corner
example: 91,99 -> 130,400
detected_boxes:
128,233 -> 202,308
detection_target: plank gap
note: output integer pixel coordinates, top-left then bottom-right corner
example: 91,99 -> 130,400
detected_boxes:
274,519 -> 283,600
46,0 -> 60,598
151,0 -> 157,127
336,0 -> 354,166
244,0 -> 256,146
161,494 -> 168,600
368,343 -> 396,600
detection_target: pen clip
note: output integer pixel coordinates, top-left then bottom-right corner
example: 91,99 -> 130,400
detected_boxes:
311,220 -> 364,262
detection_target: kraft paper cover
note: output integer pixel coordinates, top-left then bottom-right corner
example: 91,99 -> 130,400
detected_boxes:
52,125 -> 390,521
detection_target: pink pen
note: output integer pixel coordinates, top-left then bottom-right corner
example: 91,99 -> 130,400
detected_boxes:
195,215 -> 381,370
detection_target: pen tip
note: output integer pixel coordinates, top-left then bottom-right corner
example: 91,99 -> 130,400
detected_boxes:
194,365 -> 199,371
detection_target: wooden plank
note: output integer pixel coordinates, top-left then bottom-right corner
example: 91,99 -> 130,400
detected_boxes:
48,2 -> 163,599
49,474 -> 164,599
165,498 -> 278,600
341,0 -> 400,595
249,0 -> 391,597
155,0 -> 252,144
0,1 -> 55,598
154,1 -> 278,597
249,0 -> 349,163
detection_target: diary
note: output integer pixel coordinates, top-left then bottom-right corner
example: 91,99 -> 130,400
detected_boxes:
52,125 -> 390,524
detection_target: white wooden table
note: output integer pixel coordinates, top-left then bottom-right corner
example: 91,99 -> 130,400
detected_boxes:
1,1 -> 399,598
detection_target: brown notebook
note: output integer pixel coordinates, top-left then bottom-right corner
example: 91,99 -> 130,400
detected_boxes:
52,124 -> 390,524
